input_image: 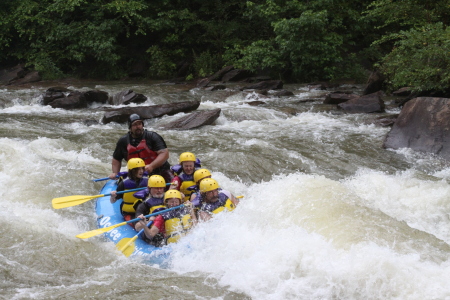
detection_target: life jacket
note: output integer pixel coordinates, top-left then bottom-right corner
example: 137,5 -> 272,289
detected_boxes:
144,196 -> 166,214
200,192 -> 235,215
126,133 -> 158,165
171,160 -> 201,202
161,207 -> 193,244
178,173 -> 197,201
121,177 -> 148,213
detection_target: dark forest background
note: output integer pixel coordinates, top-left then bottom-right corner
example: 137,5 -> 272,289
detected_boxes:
1,0 -> 449,92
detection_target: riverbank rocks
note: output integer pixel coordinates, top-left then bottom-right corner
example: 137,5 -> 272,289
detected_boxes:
383,97 -> 450,159
101,100 -> 200,124
241,80 -> 283,91
0,64 -> 41,86
338,91 -> 385,113
159,108 -> 221,130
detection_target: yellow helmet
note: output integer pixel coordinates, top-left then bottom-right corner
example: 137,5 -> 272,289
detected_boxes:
127,158 -> 145,170
179,152 -> 196,163
148,175 -> 166,188
164,190 -> 182,202
199,178 -> 219,193
194,168 -> 212,183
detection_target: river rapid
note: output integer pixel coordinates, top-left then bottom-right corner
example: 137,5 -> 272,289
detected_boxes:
1,80 -> 449,300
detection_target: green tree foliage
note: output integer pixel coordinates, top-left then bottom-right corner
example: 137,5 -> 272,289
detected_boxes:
0,0 -> 449,91
365,0 -> 450,91
376,23 -> 450,92
236,0 -> 373,82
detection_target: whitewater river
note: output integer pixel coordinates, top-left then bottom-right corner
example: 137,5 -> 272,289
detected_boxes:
1,80 -> 449,299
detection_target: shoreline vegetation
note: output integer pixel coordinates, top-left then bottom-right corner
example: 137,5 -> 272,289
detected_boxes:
0,0 -> 449,94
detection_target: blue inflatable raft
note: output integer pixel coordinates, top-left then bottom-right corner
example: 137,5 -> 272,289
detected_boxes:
95,179 -> 172,266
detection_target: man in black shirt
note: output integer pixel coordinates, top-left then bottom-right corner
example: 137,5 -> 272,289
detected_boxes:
109,114 -> 173,183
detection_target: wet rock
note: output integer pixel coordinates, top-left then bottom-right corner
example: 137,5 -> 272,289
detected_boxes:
363,70 -> 384,95
247,101 -> 266,106
83,90 -> 109,104
273,89 -> 294,97
197,78 -> 211,88
383,97 -> 450,159
43,88 -> 109,108
0,64 -> 27,85
366,114 -> 399,127
242,80 -> 283,91
9,70 -> 41,86
48,91 -> 84,109
110,89 -> 147,105
338,91 -> 385,113
101,100 -> 200,124
324,92 -> 359,104
159,108 -> 221,130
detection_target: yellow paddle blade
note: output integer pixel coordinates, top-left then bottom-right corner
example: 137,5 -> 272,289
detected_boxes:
52,194 -> 103,209
116,236 -> 138,257
236,195 -> 244,199
76,221 -> 127,239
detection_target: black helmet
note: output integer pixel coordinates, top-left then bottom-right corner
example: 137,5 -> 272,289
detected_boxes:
128,114 -> 143,128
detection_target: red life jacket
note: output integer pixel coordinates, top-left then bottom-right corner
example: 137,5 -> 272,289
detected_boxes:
127,138 -> 158,165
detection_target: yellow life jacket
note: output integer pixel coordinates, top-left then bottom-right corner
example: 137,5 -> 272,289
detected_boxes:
212,198 -> 236,214
180,179 -> 196,201
150,205 -> 166,214
122,192 -> 142,213
165,213 -> 193,244
121,178 -> 148,213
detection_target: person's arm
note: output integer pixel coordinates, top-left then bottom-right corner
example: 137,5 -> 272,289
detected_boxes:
198,210 -> 212,222
185,201 -> 198,226
110,181 -> 125,203
142,215 -> 164,239
145,148 -> 169,174
136,215 -> 157,235
109,158 -> 122,179
110,135 -> 127,179
222,189 -> 239,206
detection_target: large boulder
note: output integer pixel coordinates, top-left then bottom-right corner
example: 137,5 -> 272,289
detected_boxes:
160,109 -> 221,130
383,97 -> 450,159
9,70 -> 41,86
324,92 -> 359,104
101,100 -> 201,124
363,70 -> 384,95
110,90 -> 147,105
43,88 -> 109,108
338,91 -> 385,113
0,64 -> 26,85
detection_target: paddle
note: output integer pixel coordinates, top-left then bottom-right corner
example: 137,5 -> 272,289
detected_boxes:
92,171 -> 129,182
52,187 -> 146,209
76,204 -> 185,239
116,221 -> 153,257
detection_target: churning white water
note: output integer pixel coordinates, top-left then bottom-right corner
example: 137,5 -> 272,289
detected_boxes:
0,81 -> 449,299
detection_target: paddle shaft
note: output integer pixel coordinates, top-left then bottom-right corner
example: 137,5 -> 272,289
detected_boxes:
123,204 -> 184,226
104,187 -> 146,197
